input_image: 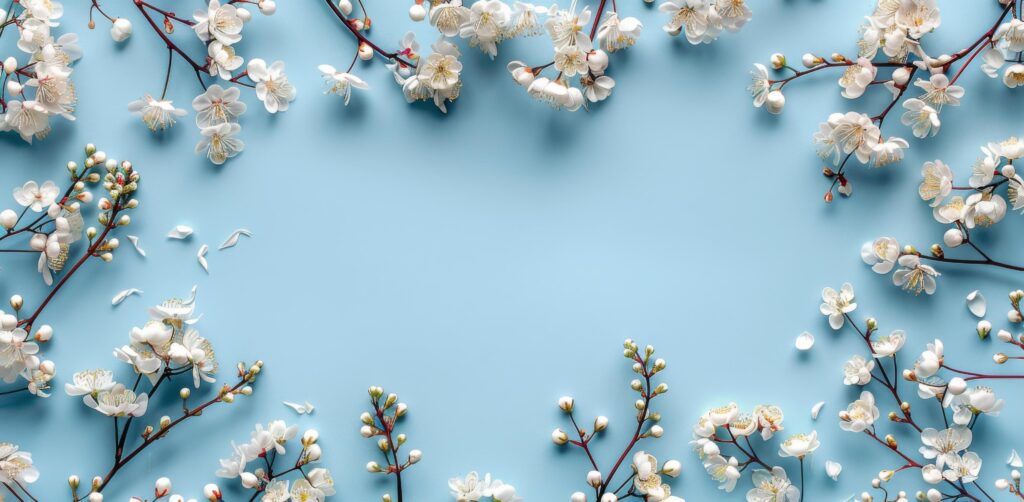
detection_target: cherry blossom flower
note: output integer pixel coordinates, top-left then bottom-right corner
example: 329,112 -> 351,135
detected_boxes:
13,180 -> 59,212
83,383 -> 149,417
248,59 -> 297,113
193,0 -> 244,45
196,122 -> 245,165
843,355 -> 875,386
920,427 -> 972,470
839,391 -> 879,433
318,65 -> 370,106
820,283 -> 856,330
747,466 -> 800,502
192,85 -> 247,128
127,96 -> 187,131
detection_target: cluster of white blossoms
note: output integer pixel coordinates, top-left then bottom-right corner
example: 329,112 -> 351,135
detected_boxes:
749,0 -> 1023,201
448,472 -> 521,502
91,0 -> 292,164
216,421 -> 335,500
361,386 -> 422,502
0,442 -> 39,499
860,136 -> 1024,295
819,283 -> 1024,501
691,402 -> 811,501
551,340 -> 682,502
321,0 -> 748,112
56,288 -> 262,502
127,477 -> 227,502
1,146 -> 140,399
0,0 -> 80,143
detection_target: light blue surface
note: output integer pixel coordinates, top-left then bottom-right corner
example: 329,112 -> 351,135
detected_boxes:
3,0 -> 1024,500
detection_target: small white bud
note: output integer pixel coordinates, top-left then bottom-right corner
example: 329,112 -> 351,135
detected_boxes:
801,53 -> 818,67
0,209 -> 17,229
765,90 -> 785,114
338,0 -> 353,15
947,377 -> 967,395
110,18 -> 133,42
571,492 -> 587,502
408,449 -> 422,464
258,0 -> 277,15
3,57 -> 16,74
943,228 -> 963,247
586,470 -> 602,487
558,396 -> 575,413
770,53 -> 786,70
662,459 -> 682,477
240,472 -> 259,488
358,43 -> 373,61
997,329 -> 1013,342
6,80 -> 22,95
203,483 -> 222,501
1008,309 -> 1022,323
594,416 -> 609,432
409,3 -> 426,21
155,477 -> 172,497
551,428 -> 569,445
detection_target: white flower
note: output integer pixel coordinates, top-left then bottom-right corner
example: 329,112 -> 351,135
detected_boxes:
63,369 -> 115,397
113,344 -> 163,381
996,18 -> 1024,52
489,481 -> 522,502
747,466 -> 800,502
544,2 -> 592,50
1,100 -> 51,143
980,48 -> 1004,78
839,58 -> 876,99
193,0 -> 243,45
307,468 -> 335,496
248,59 -> 296,113
892,255 -> 939,295
943,452 -> 982,483
990,136 -> 1024,161
951,386 -> 1004,426
507,1 -> 546,37
778,431 -> 820,459
729,413 -> 758,437
914,74 -> 964,107
748,63 -> 770,108
820,283 -> 856,330
919,160 -> 953,207
861,237 -> 900,274
753,404 -> 784,440
26,62 -> 76,117
526,77 -> 584,111
765,90 -> 785,114
84,384 -> 149,417
459,0 -> 511,58
0,445 -> 39,485
0,327 -> 37,380
633,452 -> 672,500
871,330 -> 907,357
843,355 -> 875,386
829,112 -> 881,163
419,49 -> 463,91
839,391 -> 879,433
708,402 -> 739,426
714,0 -> 752,32
262,479 -> 290,502
582,74 -> 615,102
554,45 -> 589,77
965,192 -> 1007,228
429,0 -> 471,38
895,0 -> 940,38
703,455 -> 740,492
318,65 -> 369,106
289,479 -> 324,502
449,471 -> 492,501
596,12 -> 642,53
1003,64 -> 1024,88
660,0 -> 718,45
128,96 -> 186,131
13,180 -> 59,212
901,98 -> 940,138
169,329 -> 217,387
196,122 -> 244,165
919,427 -> 972,469
192,85 -> 247,128
913,339 -> 943,379
110,18 -> 133,42
208,42 -> 243,79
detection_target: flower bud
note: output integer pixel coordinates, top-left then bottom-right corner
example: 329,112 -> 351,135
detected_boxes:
366,461 -> 383,472
408,449 -> 422,464
3,57 -> 16,74
0,209 -> 17,230
155,477 -> 172,497
600,494 -> 617,502
304,444 -> 322,462
571,492 -> 587,502
302,429 -> 319,446
662,459 -> 682,477
649,425 -> 664,437
88,492 -> 104,502
258,0 -> 277,15
35,324 -> 53,342
801,53 -> 818,67
110,18 -> 133,42
6,80 -> 21,95
338,0 -> 353,15
160,415 -> 171,428
594,416 -> 608,432
9,295 -> 23,311
69,475 -> 80,490
943,228 -> 963,247
558,396 -> 575,413
551,428 -> 569,445
586,470 -> 602,487
994,353 -> 1009,364
409,3 -> 426,21
1009,310 -> 1022,323
358,42 -> 373,60
240,472 -> 259,488
977,320 -> 992,339
947,377 -> 967,395
770,53 -> 786,70
203,483 -> 222,501
998,329 -> 1013,342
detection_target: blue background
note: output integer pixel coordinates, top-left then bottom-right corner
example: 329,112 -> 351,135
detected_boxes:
3,0 -> 1024,500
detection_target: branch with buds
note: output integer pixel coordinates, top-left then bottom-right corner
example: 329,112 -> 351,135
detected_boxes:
748,0 -> 1022,202
0,145 -> 140,400
362,386 -> 419,502
551,339 -> 681,502
86,0 -> 292,164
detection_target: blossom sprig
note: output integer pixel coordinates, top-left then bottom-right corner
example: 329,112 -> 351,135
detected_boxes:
126,477 -> 227,502
551,339 -> 682,502
63,288 -> 262,501
88,0 -> 294,164
860,138 -> 1024,295
820,282 -> 1014,501
0,0 -> 80,143
216,421 -> 335,500
0,442 -> 39,502
448,472 -> 521,502
996,466 -> 1024,500
320,0 -> 749,112
691,402 -> 810,500
0,145 -> 140,399
748,0 -> 1019,202
361,386 -> 420,502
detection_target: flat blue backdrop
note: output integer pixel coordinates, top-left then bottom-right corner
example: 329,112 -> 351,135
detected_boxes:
3,0 -> 1024,499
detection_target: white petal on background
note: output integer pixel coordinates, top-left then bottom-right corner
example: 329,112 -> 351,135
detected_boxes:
111,288 -> 143,306
197,244 -> 209,273
795,331 -> 815,351
283,401 -> 315,415
966,290 -> 987,318
811,401 -> 825,420
127,235 -> 146,257
219,228 -> 253,250
825,460 -> 842,481
1009,449 -> 1023,468
167,225 -> 194,239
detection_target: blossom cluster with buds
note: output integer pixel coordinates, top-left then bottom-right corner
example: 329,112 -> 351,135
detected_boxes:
216,420 -> 335,500
818,282 -> 1024,501
551,339 -> 682,502
89,0 -> 292,164
320,0 -> 750,112
361,386 -> 420,502
749,0 -> 1022,202
691,402 -> 810,500
0,0 -> 80,142
861,136 -> 1024,294
57,288 -> 262,502
1,145 -> 140,399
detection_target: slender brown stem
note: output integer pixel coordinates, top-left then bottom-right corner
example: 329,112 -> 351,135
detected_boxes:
323,0 -> 415,68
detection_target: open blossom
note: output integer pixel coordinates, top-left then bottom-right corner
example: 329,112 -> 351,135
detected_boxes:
596,12 -> 642,52
248,59 -> 296,113
127,96 -> 187,131
838,58 -> 876,99
0,444 -> 39,486
318,65 -> 369,106
915,73 -> 964,107
703,454 -> 740,492
942,452 -> 982,483
192,85 -> 247,128
861,237 -> 899,274
778,431 -> 819,459
459,0 -> 512,58
84,383 -> 149,417
920,427 -> 972,469
901,98 -> 940,138
892,255 -> 939,295
919,160 -> 953,207
13,180 -> 59,212
748,63 -> 770,108
843,355 -> 875,385
449,471 -> 492,501
64,369 -> 115,397
746,466 -> 800,502
820,283 -> 856,330
829,112 -> 881,163
430,0 -> 472,38
753,404 -> 784,440
951,386 -> 1004,426
169,330 -> 218,388
193,0 -> 244,45
660,0 -> 719,44
870,329 -> 906,357
894,0 -> 940,39
208,42 -> 244,79
633,452 -> 673,500
1003,64 -> 1024,88
553,45 -> 589,77
839,391 -> 879,433
196,122 -> 244,165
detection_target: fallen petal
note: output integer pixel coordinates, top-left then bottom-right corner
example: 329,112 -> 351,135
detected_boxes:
197,244 -> 209,273
283,401 -> 313,414
966,290 -> 986,318
167,225 -> 194,239
219,228 -> 253,250
795,331 -> 815,351
1010,449 -> 1023,468
825,460 -> 842,481
811,401 -> 825,420
111,288 -> 143,306
127,235 -> 146,257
